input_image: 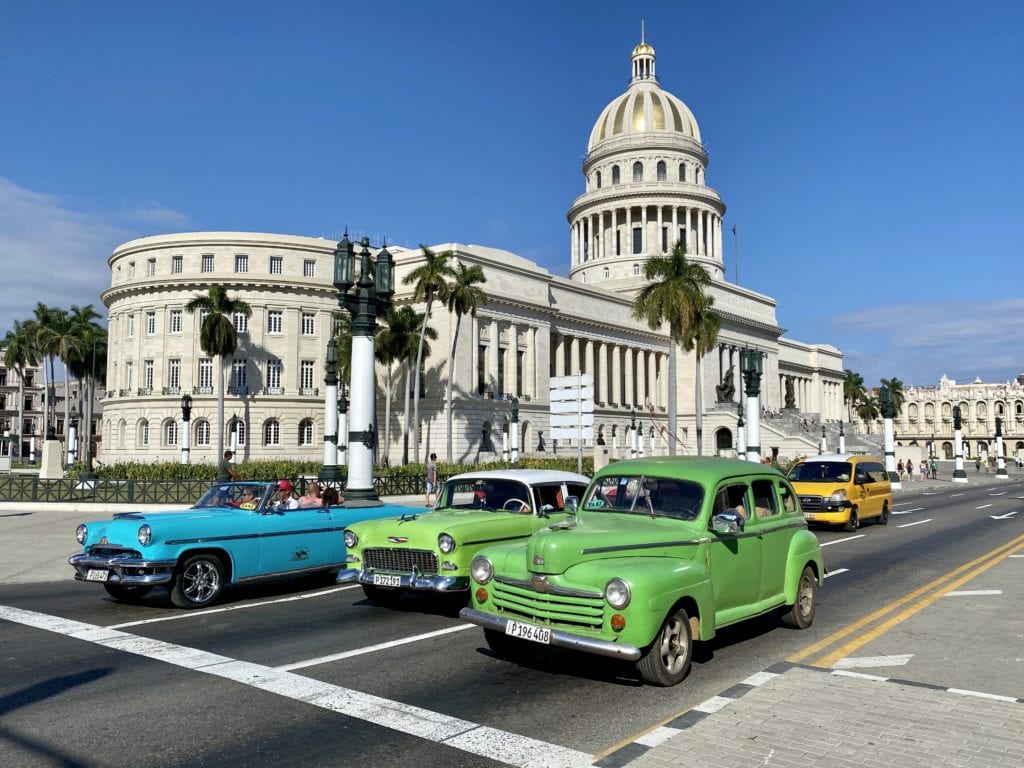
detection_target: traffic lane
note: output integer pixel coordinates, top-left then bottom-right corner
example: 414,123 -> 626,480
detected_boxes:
0,620 -> 510,768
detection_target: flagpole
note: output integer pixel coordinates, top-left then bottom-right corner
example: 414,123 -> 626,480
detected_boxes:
732,223 -> 739,285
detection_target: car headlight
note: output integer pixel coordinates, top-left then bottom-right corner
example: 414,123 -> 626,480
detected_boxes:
438,533 -> 456,554
829,489 -> 848,504
470,555 -> 493,584
137,524 -> 152,547
343,530 -> 358,548
605,578 -> 631,609
76,524 -> 87,545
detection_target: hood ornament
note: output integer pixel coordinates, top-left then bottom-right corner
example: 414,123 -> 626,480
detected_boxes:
531,575 -> 550,592
532,554 -> 545,565
387,536 -> 409,543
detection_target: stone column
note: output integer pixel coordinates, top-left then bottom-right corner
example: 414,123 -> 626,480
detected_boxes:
597,342 -> 608,405
648,352 -> 658,409
488,319 -> 500,394
508,322 -> 519,397
624,349 -> 635,408
636,350 -> 647,409
612,345 -> 622,406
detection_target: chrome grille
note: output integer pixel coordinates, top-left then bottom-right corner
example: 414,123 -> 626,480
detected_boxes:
364,548 -> 438,574
87,546 -> 143,559
798,495 -> 823,512
491,580 -> 605,630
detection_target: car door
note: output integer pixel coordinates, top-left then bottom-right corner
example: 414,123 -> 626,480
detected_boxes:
707,481 -> 762,625
750,478 -> 792,605
258,504 -> 339,576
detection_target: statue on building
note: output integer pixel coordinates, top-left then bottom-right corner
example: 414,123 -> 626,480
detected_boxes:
784,377 -> 796,409
536,430 -> 546,452
715,364 -> 735,402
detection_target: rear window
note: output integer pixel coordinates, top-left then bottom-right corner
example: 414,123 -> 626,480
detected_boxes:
788,461 -> 852,483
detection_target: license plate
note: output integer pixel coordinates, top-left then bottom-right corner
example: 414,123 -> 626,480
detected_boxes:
372,574 -> 401,588
86,569 -> 109,582
505,619 -> 551,644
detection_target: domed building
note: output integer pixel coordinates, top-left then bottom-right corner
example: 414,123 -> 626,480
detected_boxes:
98,37 -> 846,466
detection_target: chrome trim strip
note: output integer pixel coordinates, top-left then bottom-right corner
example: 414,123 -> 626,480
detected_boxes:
494,575 -> 602,599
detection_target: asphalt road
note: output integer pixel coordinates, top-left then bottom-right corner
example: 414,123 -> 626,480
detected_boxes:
2,480 -> 1022,767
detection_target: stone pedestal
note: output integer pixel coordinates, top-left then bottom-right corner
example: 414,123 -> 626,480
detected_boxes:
593,445 -> 610,472
39,440 -> 65,480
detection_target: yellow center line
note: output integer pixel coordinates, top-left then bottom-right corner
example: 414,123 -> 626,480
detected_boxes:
789,532 -> 1024,665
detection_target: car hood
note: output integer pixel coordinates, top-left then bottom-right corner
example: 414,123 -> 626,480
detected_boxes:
80,507 -> 254,548
351,508 -> 538,548
526,512 -> 704,575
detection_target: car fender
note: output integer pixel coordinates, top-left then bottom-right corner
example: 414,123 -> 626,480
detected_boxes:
784,529 -> 824,602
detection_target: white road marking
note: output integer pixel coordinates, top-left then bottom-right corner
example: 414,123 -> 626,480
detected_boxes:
833,654 -> 913,670
1009,554 -> 1024,558
944,590 -> 1003,597
634,726 -> 682,747
819,535 -> 865,547
922,492 -> 939,496
948,688 -> 1019,703
892,507 -> 924,515
824,569 -> 849,579
108,585 -> 360,629
991,511 -> 1019,520
276,624 -> 476,670
831,670 -> 889,681
975,504 -> 993,510
897,519 -> 933,528
0,605 -> 593,768
950,493 -> 965,497
989,491 -> 1008,497
893,501 -> 916,507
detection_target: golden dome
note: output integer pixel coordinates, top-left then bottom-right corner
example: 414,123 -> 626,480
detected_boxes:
632,42 -> 655,56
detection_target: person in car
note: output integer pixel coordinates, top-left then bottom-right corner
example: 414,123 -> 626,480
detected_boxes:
273,479 -> 299,510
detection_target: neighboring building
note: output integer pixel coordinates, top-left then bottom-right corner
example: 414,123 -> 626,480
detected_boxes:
0,348 -> 45,460
98,38 -> 846,465
877,374 -> 1024,461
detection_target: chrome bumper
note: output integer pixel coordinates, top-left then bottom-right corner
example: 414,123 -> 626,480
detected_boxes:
69,552 -> 178,586
336,568 -> 468,592
458,607 -> 642,661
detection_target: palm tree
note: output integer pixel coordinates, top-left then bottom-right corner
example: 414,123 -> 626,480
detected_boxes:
631,241 -> 712,455
857,394 -> 880,433
390,306 -> 435,465
2,320 -> 38,457
681,295 -> 720,456
403,246 -> 455,464
27,302 -> 65,437
65,305 -> 106,464
843,370 -> 866,423
880,377 -> 905,417
185,286 -> 252,457
444,261 -> 487,462
376,306 -> 418,467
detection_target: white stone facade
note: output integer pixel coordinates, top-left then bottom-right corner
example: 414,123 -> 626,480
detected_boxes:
98,39 -> 847,466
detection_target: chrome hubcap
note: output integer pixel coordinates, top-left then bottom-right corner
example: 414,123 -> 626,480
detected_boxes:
183,561 -> 219,603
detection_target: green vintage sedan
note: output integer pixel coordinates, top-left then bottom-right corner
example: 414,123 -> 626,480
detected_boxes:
460,457 -> 825,686
337,469 -> 590,605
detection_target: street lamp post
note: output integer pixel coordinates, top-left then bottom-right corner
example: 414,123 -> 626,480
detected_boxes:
320,337 -> 341,481
630,409 -> 638,458
820,424 -> 827,454
333,233 -> 394,504
879,386 -> 901,489
995,416 -> 1008,479
736,405 -> 746,461
338,383 -> 349,467
67,406 -> 79,466
740,349 -> 763,463
180,393 -> 192,464
511,398 -> 520,465
839,420 -> 846,454
952,406 -> 967,483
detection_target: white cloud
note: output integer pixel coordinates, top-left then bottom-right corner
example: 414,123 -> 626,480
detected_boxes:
0,177 -> 190,333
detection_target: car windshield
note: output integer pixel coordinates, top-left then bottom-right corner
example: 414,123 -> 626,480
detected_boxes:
194,483 -> 268,509
436,478 -> 532,513
788,462 -> 853,483
582,475 -> 704,520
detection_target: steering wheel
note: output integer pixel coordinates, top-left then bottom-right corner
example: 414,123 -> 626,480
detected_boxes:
502,499 -> 530,513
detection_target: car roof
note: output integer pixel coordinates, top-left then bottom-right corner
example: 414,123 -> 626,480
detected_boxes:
447,469 -> 590,484
593,456 -> 782,482
797,454 -> 880,463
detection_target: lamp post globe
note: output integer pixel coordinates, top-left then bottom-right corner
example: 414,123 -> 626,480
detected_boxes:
180,393 -> 192,464
739,349 -> 763,463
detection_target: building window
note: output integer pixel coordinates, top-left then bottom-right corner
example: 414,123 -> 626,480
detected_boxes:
267,310 -> 283,334
269,256 -> 283,275
615,230 -> 621,256
300,360 -> 315,390
301,312 -> 315,335
138,419 -> 149,447
195,420 -> 211,446
633,263 -> 641,276
661,226 -> 668,252
632,227 -> 642,255
146,258 -> 156,276
235,254 -> 248,273
232,359 -> 247,388
632,161 -> 643,182
611,165 -> 620,185
303,259 -> 316,278
168,359 -> 181,391
264,419 -> 280,446
656,161 -> 666,181
146,311 -> 156,335
125,361 -> 134,391
143,360 -> 154,390
267,359 -> 282,390
679,163 -> 686,182
231,420 -> 247,447
128,262 -> 135,278
478,345 -> 487,395
603,267 -> 610,279
165,420 -> 178,446
169,309 -> 182,334
298,418 -> 314,446
595,171 -> 602,189
497,348 -> 506,397
201,254 -> 214,273
198,358 -> 213,391
172,255 -> 183,274
127,315 -> 135,337
234,312 -> 248,334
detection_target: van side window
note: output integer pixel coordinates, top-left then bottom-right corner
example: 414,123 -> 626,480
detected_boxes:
861,462 -> 885,483
778,482 -> 798,514
751,479 -> 778,518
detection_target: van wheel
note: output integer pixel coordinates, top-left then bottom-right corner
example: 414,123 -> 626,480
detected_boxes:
636,607 -> 693,686
781,566 -> 817,629
844,507 -> 859,532
877,502 -> 890,525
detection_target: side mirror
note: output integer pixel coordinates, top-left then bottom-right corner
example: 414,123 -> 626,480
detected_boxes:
712,510 -> 744,535
565,496 -> 579,514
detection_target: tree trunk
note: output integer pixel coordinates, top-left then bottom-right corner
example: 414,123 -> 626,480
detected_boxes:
694,353 -> 703,456
16,368 -> 25,458
216,354 -> 226,458
401,363 -> 411,465
667,344 -> 678,456
412,300 -> 432,465
445,314 -> 463,463
383,364 -> 393,466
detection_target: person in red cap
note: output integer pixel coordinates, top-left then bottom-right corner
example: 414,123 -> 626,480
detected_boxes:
273,479 -> 299,510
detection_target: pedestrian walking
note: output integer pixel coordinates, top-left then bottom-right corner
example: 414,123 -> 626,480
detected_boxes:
975,458 -> 982,473
218,450 -> 240,481
920,459 -> 928,479
425,453 -> 438,507
897,460 -> 905,481
930,458 -> 938,479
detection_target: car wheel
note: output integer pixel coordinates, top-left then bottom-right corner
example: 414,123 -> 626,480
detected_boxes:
781,566 -> 817,629
361,584 -> 403,606
636,607 -> 693,686
877,502 -> 890,525
844,506 -> 859,532
103,584 -> 153,602
483,628 -> 536,661
170,554 -> 224,609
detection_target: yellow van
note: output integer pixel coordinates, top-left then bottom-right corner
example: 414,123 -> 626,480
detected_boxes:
787,454 -> 892,531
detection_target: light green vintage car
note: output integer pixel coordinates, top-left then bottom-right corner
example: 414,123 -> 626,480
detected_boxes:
460,457 -> 825,686
337,469 -> 590,605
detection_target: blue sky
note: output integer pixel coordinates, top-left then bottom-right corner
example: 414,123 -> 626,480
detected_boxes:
2,1 -> 1023,388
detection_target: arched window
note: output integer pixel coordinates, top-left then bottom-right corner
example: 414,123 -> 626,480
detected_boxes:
195,420 -> 211,446
632,263 -> 640,276
678,163 -> 686,182
581,272 -> 587,283
996,402 -> 1005,416
603,267 -> 610,279
908,404 -> 918,420
165,420 -> 178,446
611,165 -> 620,185
1016,401 -> 1024,416
231,420 -> 247,447
138,419 -> 149,447
264,419 -> 280,446
656,161 -> 666,181
298,418 -> 314,446
715,427 -> 734,455
632,161 -> 644,182
595,171 -> 602,189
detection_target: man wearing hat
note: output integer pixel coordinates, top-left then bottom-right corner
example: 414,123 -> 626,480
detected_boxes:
273,479 -> 299,510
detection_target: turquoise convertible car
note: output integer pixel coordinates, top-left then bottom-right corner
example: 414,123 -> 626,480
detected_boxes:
69,480 -> 411,608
